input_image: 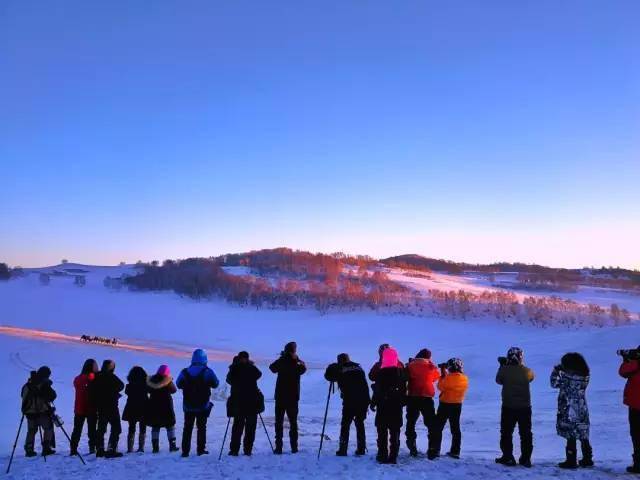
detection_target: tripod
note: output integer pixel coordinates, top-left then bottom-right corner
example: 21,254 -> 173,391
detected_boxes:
51,410 -> 86,466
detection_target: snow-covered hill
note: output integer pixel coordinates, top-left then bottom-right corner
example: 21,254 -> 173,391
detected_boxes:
1,264 -> 638,478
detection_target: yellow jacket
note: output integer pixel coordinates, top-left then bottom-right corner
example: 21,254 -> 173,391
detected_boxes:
438,372 -> 469,404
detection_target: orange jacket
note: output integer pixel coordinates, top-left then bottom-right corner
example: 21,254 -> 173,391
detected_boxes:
438,372 -> 469,404
620,360 -> 640,410
407,359 -> 440,397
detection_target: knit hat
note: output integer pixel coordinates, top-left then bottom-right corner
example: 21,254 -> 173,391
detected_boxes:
507,347 -> 523,365
101,360 -> 116,373
37,366 -> 51,379
381,346 -> 399,369
416,348 -> 432,359
157,364 -> 170,377
284,342 -> 297,354
447,357 -> 464,372
238,351 -> 250,360
337,353 -> 350,364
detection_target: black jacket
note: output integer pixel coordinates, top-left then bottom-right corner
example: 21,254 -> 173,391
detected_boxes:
226,361 -> 263,416
21,377 -> 57,417
122,381 -> 149,423
146,375 -> 177,427
372,367 -> 406,428
93,371 -> 124,415
269,353 -> 306,404
324,361 -> 370,408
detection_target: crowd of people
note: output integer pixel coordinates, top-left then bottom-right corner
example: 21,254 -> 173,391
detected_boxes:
79,335 -> 119,345
16,343 -> 640,473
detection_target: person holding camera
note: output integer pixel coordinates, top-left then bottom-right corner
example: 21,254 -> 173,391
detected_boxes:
431,358 -> 469,459
619,347 -> 640,473
21,366 -> 57,457
550,353 -> 593,469
495,347 -> 535,468
94,360 -> 125,458
324,353 -> 371,456
269,341 -> 307,454
404,348 -> 440,458
226,351 -> 263,457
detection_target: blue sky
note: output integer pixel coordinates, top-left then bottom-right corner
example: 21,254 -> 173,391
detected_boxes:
1,1 -> 639,268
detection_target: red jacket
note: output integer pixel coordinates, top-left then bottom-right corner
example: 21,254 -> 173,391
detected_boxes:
74,373 -> 96,416
619,360 -> 640,411
407,358 -> 440,397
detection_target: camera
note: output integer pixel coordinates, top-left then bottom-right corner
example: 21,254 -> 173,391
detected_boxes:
618,349 -> 640,361
498,356 -> 507,366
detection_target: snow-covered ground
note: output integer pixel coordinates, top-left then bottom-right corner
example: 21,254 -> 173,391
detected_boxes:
1,266 -> 638,478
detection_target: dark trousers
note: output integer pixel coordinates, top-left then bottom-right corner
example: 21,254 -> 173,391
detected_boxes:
566,437 -> 592,460
25,414 -> 54,452
97,411 -> 122,451
405,397 -> 436,452
70,414 -> 97,451
500,406 -> 533,460
182,412 -> 208,454
376,425 -> 400,460
229,414 -> 257,454
630,408 -> 640,455
275,402 -> 299,449
432,402 -> 462,455
339,404 -> 367,450
127,420 -> 146,451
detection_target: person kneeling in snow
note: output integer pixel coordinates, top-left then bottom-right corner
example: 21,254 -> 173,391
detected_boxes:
177,349 -> 219,457
21,366 -> 57,457
495,347 -> 535,468
94,360 -> 125,458
324,353 -> 370,456
550,353 -> 593,469
226,351 -> 263,456
370,346 -> 406,464
431,358 -> 468,460
147,365 -> 179,453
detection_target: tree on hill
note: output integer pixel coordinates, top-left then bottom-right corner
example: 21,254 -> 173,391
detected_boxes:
0,263 -> 10,280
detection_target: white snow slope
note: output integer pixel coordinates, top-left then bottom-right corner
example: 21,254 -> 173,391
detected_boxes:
1,266 -> 638,479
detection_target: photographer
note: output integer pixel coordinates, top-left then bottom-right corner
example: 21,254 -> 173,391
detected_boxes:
431,358 -> 468,459
21,366 -> 57,457
404,349 -> 440,458
495,347 -> 535,468
619,347 -> 640,474
324,353 -> 370,456
550,353 -> 592,469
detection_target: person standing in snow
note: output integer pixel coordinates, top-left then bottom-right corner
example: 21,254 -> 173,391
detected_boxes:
147,365 -> 179,453
370,346 -> 406,464
404,348 -> 440,458
70,359 -> 98,456
324,353 -> 370,456
495,347 -> 535,468
226,351 -> 263,456
176,349 -> 219,457
619,348 -> 640,473
269,341 -> 307,454
550,353 -> 593,469
21,366 -> 57,457
94,360 -> 125,458
122,366 -> 149,453
431,358 -> 468,459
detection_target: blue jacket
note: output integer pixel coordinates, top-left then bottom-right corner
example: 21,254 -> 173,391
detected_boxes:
176,349 -> 219,413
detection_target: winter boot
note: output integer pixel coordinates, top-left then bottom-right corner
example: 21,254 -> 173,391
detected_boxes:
96,448 -> 105,458
447,451 -> 461,459
291,443 -> 298,454
558,445 -> 578,469
104,449 -> 123,458
42,443 -> 56,457
25,449 -> 37,458
196,449 -> 209,456
127,434 -> 135,453
137,430 -> 146,453
627,454 -> 640,474
69,446 -> 79,457
579,440 -> 593,468
228,450 -> 239,456
89,445 -> 96,455
427,449 -> 439,460
336,440 -> 348,457
495,455 -> 517,466
274,443 -> 283,455
519,457 -> 532,468
152,439 -> 160,453
376,436 -> 388,464
407,439 -> 418,457
169,438 -> 179,453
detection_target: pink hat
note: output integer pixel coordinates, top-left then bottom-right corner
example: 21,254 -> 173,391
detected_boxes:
381,346 -> 399,369
157,364 -> 170,377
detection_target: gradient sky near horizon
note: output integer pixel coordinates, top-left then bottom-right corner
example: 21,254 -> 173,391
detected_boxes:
1,1 -> 639,269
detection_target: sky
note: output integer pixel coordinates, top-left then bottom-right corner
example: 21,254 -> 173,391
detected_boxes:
1,1 -> 639,269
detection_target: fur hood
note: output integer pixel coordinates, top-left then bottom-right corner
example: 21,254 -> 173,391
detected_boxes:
147,374 -> 174,390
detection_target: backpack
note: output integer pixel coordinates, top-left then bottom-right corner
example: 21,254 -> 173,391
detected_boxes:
181,368 -> 210,410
